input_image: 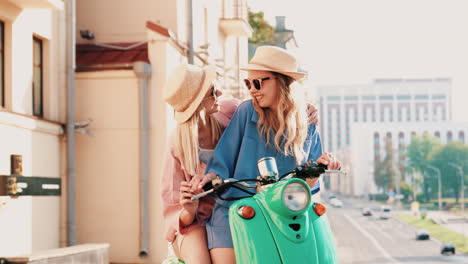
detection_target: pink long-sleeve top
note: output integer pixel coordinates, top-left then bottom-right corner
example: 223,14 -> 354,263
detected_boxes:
161,98 -> 240,243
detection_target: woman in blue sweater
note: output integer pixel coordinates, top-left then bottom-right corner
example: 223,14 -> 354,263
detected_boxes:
192,46 -> 341,264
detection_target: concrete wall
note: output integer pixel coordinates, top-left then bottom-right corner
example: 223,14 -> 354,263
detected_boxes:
75,70 -> 141,263
0,0 -> 65,257
76,0 -> 181,43
0,113 -> 62,256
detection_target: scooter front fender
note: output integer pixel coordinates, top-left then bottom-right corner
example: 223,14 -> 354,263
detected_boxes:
229,189 -> 337,263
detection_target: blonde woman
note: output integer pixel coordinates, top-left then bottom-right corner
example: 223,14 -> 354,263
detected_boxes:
161,63 -> 319,264
193,46 -> 340,264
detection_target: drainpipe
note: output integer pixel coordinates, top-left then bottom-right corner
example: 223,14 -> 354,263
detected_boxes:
133,62 -> 152,257
66,0 -> 77,246
187,0 -> 194,64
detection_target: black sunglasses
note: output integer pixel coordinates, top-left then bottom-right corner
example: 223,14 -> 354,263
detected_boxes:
244,77 -> 271,90
202,86 -> 219,101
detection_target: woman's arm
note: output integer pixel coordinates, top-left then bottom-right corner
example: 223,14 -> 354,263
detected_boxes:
160,138 -> 196,241
305,125 -> 323,191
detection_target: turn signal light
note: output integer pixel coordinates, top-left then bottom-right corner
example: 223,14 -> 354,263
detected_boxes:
238,205 -> 256,219
313,203 -> 326,216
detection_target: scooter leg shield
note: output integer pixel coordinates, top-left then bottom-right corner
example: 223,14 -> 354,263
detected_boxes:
229,198 -> 282,264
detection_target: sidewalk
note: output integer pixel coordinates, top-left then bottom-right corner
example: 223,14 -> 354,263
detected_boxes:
426,210 -> 468,237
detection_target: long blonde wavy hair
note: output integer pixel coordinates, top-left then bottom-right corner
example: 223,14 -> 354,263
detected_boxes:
175,104 -> 223,175
252,72 -> 308,164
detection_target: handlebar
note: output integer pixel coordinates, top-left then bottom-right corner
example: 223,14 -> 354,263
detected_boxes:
191,160 -> 346,201
191,179 -> 257,201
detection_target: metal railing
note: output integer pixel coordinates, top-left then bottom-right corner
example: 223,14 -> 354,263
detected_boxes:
222,0 -> 248,21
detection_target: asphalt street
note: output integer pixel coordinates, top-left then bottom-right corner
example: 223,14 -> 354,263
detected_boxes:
326,197 -> 468,264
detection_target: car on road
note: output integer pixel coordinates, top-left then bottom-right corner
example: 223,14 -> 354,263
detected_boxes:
441,242 -> 455,255
415,230 -> 430,240
379,205 -> 391,219
330,198 -> 343,208
361,207 -> 372,216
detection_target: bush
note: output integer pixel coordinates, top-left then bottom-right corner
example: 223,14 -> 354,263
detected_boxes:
369,193 -> 389,201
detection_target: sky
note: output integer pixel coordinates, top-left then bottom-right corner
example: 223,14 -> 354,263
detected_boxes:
246,0 -> 468,122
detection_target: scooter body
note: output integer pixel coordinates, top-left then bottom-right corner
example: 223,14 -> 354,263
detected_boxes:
229,178 -> 338,264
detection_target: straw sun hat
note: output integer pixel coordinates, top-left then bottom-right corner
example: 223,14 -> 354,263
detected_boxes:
164,63 -> 216,123
241,45 -> 306,80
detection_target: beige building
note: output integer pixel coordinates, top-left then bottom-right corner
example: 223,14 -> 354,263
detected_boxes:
0,0 -> 66,257
74,0 -> 251,263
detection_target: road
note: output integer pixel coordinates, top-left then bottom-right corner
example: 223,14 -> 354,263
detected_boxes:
326,197 -> 468,264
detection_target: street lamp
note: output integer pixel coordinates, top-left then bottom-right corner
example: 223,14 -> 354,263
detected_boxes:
448,162 -> 464,218
425,165 -> 442,211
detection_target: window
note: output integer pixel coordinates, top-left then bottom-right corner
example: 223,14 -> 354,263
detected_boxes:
447,131 -> 453,142
374,132 -> 380,161
33,37 -> 43,117
1,21 -> 4,107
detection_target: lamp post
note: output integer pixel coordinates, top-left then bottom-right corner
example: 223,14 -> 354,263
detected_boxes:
425,165 -> 442,211
448,162 -> 464,218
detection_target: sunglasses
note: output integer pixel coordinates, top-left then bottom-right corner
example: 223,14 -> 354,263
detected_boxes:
244,77 -> 271,90
202,86 -> 219,101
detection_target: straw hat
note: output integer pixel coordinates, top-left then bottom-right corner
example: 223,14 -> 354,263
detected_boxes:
163,63 -> 216,123
241,46 -> 306,80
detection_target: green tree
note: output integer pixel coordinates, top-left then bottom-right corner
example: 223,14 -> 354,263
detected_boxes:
406,134 -> 442,201
374,135 -> 396,191
431,141 -> 468,202
248,10 -> 274,45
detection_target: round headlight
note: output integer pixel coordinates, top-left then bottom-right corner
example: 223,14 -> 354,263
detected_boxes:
282,182 -> 310,212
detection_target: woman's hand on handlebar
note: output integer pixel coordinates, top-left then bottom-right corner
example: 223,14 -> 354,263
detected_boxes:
180,181 -> 200,214
316,152 -> 341,170
191,172 -> 218,191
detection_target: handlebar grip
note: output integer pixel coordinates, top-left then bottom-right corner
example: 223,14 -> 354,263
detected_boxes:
203,181 -> 213,192
318,163 -> 327,169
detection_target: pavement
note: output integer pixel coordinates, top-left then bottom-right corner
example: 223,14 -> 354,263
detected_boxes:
425,210 -> 468,237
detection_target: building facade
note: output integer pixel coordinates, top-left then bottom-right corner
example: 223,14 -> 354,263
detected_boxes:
0,0 -> 66,256
318,78 -> 456,196
319,78 -> 451,153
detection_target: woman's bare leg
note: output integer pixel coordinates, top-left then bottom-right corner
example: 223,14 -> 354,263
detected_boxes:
180,227 -> 212,264
210,248 -> 235,264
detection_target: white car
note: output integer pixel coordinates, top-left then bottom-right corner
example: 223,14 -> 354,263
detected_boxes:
379,206 -> 392,219
330,198 -> 343,208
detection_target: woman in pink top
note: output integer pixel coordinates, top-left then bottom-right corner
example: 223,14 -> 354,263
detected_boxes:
161,63 -> 236,264
161,63 -> 318,264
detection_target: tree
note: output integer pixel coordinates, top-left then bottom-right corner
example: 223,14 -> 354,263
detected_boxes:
248,10 -> 274,45
405,134 -> 442,201
374,135 -> 396,191
431,141 -> 468,202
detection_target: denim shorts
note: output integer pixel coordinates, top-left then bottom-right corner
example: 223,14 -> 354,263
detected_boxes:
206,202 -> 233,249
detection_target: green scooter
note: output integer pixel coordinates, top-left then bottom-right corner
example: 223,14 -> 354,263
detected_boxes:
193,157 -> 345,264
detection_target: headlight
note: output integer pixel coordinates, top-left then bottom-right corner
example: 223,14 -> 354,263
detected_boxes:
282,182 -> 310,211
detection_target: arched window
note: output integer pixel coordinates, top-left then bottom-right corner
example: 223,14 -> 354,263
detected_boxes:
459,131 -> 465,143
398,132 -> 405,155
410,131 -> 416,142
385,132 -> 393,159
447,131 -> 453,142
374,132 -> 380,161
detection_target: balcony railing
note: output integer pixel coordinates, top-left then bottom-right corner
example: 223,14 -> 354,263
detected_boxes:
220,0 -> 252,37
7,0 -> 64,9
222,0 -> 248,21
